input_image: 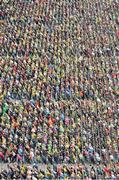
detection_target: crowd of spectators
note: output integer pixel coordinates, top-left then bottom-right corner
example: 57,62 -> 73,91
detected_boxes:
0,0 -> 119,179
